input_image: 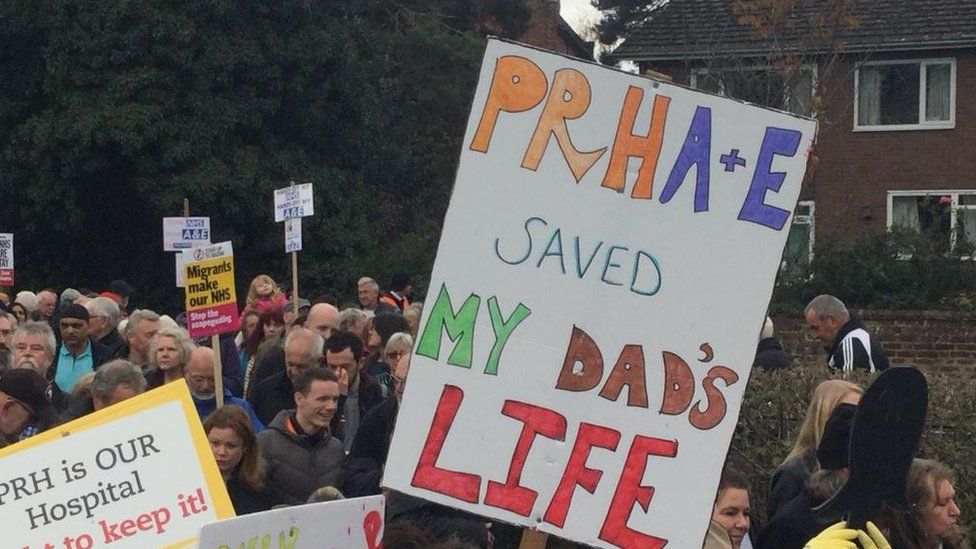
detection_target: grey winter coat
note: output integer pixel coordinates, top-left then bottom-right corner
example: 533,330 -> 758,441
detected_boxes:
257,409 -> 345,504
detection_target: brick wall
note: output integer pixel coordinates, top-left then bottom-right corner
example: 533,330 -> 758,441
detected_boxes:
520,0 -> 562,52
772,310 -> 976,373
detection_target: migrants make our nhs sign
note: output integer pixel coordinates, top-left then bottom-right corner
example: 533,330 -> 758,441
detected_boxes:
383,39 -> 817,548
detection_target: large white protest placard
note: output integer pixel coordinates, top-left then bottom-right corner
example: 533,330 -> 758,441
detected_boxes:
0,232 -> 13,285
0,381 -> 233,549
197,495 -> 384,549
163,217 -> 212,251
273,183 -> 314,222
383,39 -> 817,548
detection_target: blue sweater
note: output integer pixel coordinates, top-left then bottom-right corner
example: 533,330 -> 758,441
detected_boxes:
193,389 -> 265,433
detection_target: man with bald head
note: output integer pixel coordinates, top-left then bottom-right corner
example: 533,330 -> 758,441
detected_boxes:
804,294 -> 889,373
305,303 -> 340,340
245,304 -> 339,400
248,327 -> 323,426
186,347 -> 263,432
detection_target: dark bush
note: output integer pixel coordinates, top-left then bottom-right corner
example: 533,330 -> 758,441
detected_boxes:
771,228 -> 976,315
731,365 -> 976,540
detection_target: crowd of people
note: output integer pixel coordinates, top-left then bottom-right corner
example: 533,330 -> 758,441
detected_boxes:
705,296 -> 968,549
0,278 -> 967,548
705,380 -> 966,549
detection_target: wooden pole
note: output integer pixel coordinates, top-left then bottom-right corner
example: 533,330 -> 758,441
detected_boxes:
183,198 -> 223,407
518,528 -> 548,549
289,182 -> 299,316
212,334 -> 224,408
291,250 -> 299,316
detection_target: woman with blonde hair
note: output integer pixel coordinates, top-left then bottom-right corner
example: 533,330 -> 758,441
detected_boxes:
146,327 -> 195,389
204,405 -> 275,514
767,378 -> 862,519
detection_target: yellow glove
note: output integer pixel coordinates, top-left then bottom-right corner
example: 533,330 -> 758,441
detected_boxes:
803,521 -> 893,549
803,522 -> 860,549
855,521 -> 892,549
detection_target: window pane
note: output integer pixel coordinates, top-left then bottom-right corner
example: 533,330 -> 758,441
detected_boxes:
796,203 -> 812,217
959,194 -> 976,206
880,64 -> 920,124
786,70 -> 813,116
783,222 -> 811,274
892,196 -> 921,230
925,63 -> 951,121
919,196 -> 952,251
892,195 -> 951,251
958,208 -> 976,253
860,64 -> 920,125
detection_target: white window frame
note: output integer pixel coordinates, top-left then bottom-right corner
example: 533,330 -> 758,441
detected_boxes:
690,64 -> 818,116
853,58 -> 956,132
793,200 -> 816,264
887,190 -> 976,255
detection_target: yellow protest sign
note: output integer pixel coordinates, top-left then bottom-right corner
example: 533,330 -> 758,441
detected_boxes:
183,241 -> 240,338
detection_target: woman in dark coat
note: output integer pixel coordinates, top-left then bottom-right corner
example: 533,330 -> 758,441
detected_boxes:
204,405 -> 276,515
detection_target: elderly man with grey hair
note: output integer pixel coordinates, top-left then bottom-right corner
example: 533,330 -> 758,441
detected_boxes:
86,296 -> 125,355
248,327 -> 324,426
116,309 -> 161,371
356,277 -> 396,318
804,294 -> 889,372
59,288 -> 82,308
62,359 -> 146,420
10,321 -> 73,414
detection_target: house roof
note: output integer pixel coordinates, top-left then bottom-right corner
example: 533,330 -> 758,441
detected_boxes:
610,0 -> 976,62
559,17 -> 596,61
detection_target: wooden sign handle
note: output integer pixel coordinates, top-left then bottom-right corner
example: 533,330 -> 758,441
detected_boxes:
212,334 -> 224,408
519,528 -> 548,549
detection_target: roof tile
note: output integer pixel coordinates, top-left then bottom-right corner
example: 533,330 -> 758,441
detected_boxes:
612,0 -> 976,60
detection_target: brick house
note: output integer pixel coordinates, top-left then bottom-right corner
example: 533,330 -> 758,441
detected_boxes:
608,0 -> 976,268
519,0 -> 594,61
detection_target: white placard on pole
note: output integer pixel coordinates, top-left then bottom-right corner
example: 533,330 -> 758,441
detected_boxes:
273,183 -> 314,222
383,38 -> 817,549
0,233 -> 13,286
284,218 -> 302,253
163,217 -> 212,251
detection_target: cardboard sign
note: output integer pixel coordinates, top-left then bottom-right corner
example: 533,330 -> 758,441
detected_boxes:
197,495 -> 385,549
183,242 -> 240,339
175,253 -> 188,288
163,217 -> 212,251
273,183 -> 314,222
0,232 -> 13,285
0,381 -> 234,549
284,218 -> 302,253
383,39 -> 817,548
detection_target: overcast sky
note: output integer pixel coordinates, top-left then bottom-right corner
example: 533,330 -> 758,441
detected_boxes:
560,0 -> 601,37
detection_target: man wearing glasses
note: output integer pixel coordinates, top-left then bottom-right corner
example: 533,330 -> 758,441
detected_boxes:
0,368 -> 55,449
